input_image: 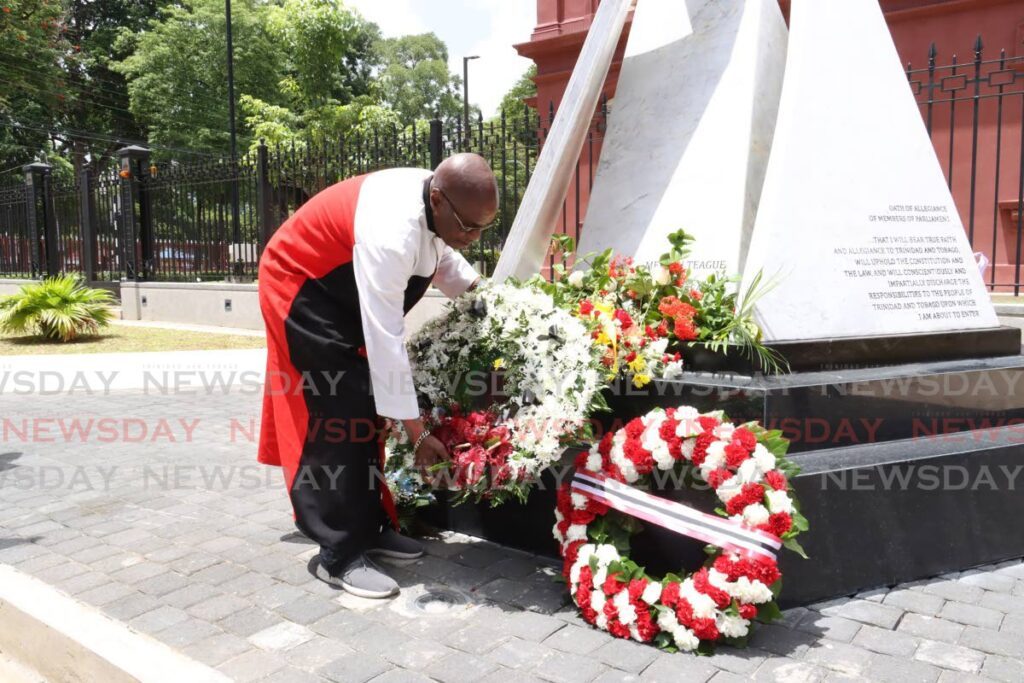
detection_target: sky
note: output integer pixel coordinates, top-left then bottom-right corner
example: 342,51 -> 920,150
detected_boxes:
345,0 -> 537,117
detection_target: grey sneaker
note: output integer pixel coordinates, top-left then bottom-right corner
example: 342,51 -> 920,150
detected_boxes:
369,527 -> 425,560
332,554 -> 399,599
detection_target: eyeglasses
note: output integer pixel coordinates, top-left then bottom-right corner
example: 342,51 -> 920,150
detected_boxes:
436,187 -> 494,233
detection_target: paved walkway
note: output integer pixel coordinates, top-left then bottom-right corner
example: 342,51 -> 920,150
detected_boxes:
1,385 -> 1023,682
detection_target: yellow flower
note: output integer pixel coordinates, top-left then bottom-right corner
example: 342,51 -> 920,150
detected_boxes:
594,332 -> 612,347
627,355 -> 647,374
593,302 -> 614,317
632,373 -> 652,389
493,358 -> 505,370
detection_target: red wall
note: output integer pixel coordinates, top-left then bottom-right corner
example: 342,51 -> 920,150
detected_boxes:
517,0 -> 1024,289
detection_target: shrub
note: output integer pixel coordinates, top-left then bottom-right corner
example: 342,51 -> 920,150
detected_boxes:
0,276 -> 116,342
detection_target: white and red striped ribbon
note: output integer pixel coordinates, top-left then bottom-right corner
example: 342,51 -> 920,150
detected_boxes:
571,471 -> 781,561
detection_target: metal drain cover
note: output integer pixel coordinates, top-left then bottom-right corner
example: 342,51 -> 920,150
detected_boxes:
410,587 -> 470,614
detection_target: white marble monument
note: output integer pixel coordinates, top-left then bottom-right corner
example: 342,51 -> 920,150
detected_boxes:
740,0 -> 1000,341
576,0 -> 787,278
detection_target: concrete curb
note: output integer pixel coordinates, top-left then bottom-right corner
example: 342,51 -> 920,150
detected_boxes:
0,564 -> 230,683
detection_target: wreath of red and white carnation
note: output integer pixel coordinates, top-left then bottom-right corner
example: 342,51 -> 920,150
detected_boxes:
553,406 -> 808,652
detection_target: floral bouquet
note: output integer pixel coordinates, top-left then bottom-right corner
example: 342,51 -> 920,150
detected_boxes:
389,282 -> 605,505
532,231 -> 786,376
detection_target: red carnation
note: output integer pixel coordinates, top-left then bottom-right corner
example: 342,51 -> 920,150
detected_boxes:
724,442 -> 750,469
623,437 -> 654,474
603,573 -> 625,596
697,415 -> 720,431
673,315 -> 698,341
569,507 -> 596,526
608,619 -> 631,639
668,262 -> 684,275
625,418 -> 645,439
627,579 -> 648,602
693,568 -> 731,609
733,428 -> 757,450
738,603 -> 758,620
763,512 -> 792,538
764,470 -> 788,491
691,432 -> 716,466
578,300 -> 594,315
690,617 -> 720,641
705,468 -> 732,490
634,607 -> 660,642
725,482 -> 766,516
661,582 -> 681,607
598,432 -> 614,458
674,597 -> 694,626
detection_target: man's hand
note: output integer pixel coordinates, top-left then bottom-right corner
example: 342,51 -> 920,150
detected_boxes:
402,418 -> 449,485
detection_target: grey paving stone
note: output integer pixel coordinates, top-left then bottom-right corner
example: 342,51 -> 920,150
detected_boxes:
937,601 -> 1003,629
544,623 -> 612,655
776,606 -> 812,629
187,593 -> 252,621
220,571 -> 279,597
368,668 -> 435,683
914,639 -> 985,674
34,560 -> 90,583
219,605 -> 286,638
852,624 -> 920,657
59,570 -> 110,595
12,553 -> 64,573
103,591 -> 164,621
424,651 -> 500,683
497,609 -> 567,642
917,581 -> 985,604
247,621 -> 314,651
169,552 -> 223,576
162,582 -> 222,610
379,637 -> 456,669
484,637 -> 557,670
958,625 -> 1024,658
803,640 -> 869,677
589,671 -> 639,683
317,651 -> 393,683
992,562 -> 1024,580
640,654 -> 718,683
137,571 -> 193,597
443,621 -> 512,655
883,588 -> 946,616
592,636 -> 658,674
152,618 -> 222,648
749,623 -> 817,658
343,620 -> 413,654
309,609 -> 376,640
477,577 -> 534,605
129,605 -> 190,635
109,560 -> 168,584
258,666 -> 325,683
491,555 -> 544,580
249,582 -> 309,610
75,581 -> 137,607
999,613 -> 1024,636
957,571 -> 1017,594
274,593 -> 342,625
830,599 -> 904,629
862,653 -> 942,683
481,669 -> 550,683
217,649 -> 288,683
978,591 -> 1024,615
980,654 -> 1024,683
282,635 -> 354,670
529,650 -> 608,683
190,561 -> 249,585
795,613 -> 862,643
898,613 -> 966,644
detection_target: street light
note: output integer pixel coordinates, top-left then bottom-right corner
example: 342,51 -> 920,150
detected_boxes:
463,55 -> 479,150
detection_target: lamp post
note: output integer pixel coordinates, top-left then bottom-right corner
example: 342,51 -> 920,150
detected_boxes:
225,0 -> 242,277
463,55 -> 479,150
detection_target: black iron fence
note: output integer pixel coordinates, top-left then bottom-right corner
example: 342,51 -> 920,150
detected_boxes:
0,101 -> 605,282
907,41 -> 1024,294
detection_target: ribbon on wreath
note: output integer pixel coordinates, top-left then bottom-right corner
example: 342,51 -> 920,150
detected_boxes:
571,471 -> 781,561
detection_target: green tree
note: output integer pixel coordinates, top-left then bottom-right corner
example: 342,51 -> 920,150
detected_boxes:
114,0 -> 284,155
373,33 -> 462,123
0,0 -> 74,169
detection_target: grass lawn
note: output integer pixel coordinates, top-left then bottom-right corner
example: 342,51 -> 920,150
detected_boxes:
0,325 -> 266,355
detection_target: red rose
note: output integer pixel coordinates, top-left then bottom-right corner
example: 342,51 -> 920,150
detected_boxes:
764,470 -> 788,491
578,300 -> 594,315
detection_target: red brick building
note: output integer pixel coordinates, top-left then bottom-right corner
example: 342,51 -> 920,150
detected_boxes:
515,0 -> 1024,290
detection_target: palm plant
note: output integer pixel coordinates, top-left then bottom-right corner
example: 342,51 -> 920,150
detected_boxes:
0,276 -> 116,342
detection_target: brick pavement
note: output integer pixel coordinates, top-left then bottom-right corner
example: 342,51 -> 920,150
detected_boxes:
1,388 -> 1023,682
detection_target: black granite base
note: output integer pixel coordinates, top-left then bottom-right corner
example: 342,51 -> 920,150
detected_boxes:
420,353 -> 1024,607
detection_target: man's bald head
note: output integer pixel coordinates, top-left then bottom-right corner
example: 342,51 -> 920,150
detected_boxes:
432,153 -> 499,225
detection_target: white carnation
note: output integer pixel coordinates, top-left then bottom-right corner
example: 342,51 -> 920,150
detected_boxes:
713,423 -> 735,441
742,503 -> 770,527
765,489 -> 794,514
641,582 -> 662,604
613,589 -> 637,625
702,441 -> 727,471
594,544 -> 620,566
730,576 -> 774,604
680,439 -> 696,460
681,580 -> 717,620
752,444 -> 776,472
566,524 -> 588,542
656,609 -> 679,633
716,614 -> 750,639
737,457 -> 764,484
717,475 -> 742,502
585,448 -> 602,472
570,492 -> 589,509
708,568 -> 733,592
672,627 -> 700,651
